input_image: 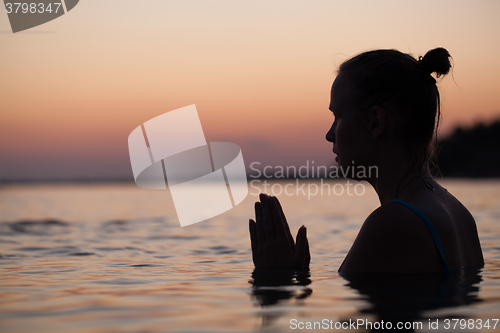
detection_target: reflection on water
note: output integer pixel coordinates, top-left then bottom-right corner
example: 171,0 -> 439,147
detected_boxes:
0,180 -> 499,332
341,269 -> 483,332
250,267 -> 483,332
251,268 -> 312,328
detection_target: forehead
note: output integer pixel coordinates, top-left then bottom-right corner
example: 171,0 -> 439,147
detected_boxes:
329,74 -> 352,111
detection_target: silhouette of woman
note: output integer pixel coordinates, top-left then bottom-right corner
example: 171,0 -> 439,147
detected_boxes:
249,48 -> 484,274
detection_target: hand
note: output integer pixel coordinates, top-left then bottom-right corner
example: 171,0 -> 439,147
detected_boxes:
249,193 -> 310,269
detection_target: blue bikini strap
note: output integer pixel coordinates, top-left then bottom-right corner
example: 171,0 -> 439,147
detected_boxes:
391,199 -> 450,273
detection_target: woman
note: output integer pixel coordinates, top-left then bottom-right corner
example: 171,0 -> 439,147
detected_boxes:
249,48 -> 484,274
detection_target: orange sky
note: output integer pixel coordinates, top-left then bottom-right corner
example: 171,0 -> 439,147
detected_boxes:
1,1 -> 499,180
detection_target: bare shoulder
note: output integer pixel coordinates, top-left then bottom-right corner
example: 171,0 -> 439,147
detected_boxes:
362,201 -> 427,234
435,188 -> 484,268
339,202 -> 443,274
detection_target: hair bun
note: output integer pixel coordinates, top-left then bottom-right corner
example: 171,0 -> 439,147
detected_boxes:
419,47 -> 451,77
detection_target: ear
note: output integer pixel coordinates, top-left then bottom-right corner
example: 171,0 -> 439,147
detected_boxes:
368,106 -> 387,139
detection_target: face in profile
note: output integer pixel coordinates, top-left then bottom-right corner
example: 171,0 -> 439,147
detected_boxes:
326,74 -> 374,174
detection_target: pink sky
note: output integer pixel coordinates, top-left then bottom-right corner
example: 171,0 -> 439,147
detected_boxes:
1,1 -> 499,180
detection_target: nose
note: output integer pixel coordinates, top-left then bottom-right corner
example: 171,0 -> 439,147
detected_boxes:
326,121 -> 336,143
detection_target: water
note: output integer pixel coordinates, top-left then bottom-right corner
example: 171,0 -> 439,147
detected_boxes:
1,179 -> 499,332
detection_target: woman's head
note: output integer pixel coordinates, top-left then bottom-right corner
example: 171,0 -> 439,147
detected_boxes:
327,48 -> 452,173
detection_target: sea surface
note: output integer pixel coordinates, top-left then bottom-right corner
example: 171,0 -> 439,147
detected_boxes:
1,179 -> 499,332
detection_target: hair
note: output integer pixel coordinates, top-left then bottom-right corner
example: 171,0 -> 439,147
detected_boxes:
338,47 -> 452,176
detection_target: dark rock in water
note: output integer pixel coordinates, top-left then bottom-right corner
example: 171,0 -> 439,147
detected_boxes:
70,252 -> 95,256
5,219 -> 69,235
437,120 -> 500,177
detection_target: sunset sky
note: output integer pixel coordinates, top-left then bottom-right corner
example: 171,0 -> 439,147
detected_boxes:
1,0 -> 499,181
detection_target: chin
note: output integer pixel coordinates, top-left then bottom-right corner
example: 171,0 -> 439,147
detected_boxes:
335,159 -> 375,182
336,158 -> 347,168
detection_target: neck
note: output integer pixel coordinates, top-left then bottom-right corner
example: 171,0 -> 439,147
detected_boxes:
368,160 -> 432,205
